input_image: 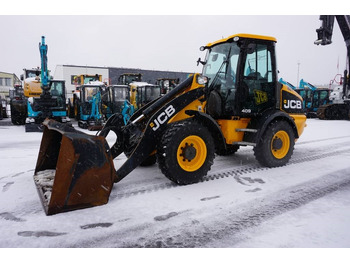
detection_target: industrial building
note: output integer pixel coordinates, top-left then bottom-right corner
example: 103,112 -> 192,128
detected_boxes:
54,64 -> 192,98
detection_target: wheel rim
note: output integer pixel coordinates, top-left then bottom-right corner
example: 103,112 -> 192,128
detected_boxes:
177,135 -> 207,172
271,130 -> 290,159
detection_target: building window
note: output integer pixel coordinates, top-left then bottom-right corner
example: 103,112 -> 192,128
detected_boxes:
0,78 -> 3,86
5,78 -> 11,86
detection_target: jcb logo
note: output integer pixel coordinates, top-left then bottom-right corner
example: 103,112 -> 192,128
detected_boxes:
284,99 -> 302,109
150,105 -> 176,131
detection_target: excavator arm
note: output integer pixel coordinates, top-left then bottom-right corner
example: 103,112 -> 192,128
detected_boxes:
315,15 -> 350,99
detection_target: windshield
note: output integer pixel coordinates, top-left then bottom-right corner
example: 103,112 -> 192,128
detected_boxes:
202,42 -> 240,87
50,82 -> 64,96
113,87 -> 129,101
26,70 -> 40,78
145,86 -> 161,101
83,86 -> 99,101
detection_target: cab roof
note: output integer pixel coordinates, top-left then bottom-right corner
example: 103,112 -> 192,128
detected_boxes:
205,33 -> 277,48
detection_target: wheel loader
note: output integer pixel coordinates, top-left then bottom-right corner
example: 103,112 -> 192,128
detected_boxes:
33,33 -> 307,215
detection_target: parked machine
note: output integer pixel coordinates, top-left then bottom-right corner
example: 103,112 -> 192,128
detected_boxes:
117,73 -> 142,85
9,69 -> 40,125
129,82 -> 162,110
102,84 -> 135,125
33,33 -> 306,215
314,15 -> 350,120
156,78 -> 179,94
71,80 -> 105,130
24,37 -> 69,132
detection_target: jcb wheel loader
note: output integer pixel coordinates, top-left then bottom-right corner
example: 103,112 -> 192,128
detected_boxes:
33,33 -> 306,215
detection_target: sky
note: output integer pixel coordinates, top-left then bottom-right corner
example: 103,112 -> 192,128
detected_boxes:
0,2 -> 348,86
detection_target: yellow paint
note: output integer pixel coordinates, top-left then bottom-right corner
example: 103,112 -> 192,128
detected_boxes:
216,118 -> 251,144
23,79 -> 42,97
289,114 -> 307,138
206,33 -> 277,48
168,73 -> 206,123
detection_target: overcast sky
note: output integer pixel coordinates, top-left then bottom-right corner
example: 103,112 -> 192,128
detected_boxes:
1,9 -> 348,86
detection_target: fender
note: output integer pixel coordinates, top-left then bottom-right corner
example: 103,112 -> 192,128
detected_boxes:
245,109 -> 300,144
185,110 -> 227,153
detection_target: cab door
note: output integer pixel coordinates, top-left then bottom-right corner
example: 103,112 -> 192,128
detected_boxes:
237,40 -> 277,116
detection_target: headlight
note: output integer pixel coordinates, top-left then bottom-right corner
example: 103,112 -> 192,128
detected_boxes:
197,75 -> 208,85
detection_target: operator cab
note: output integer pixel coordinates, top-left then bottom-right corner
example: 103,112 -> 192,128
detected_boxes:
202,34 -> 277,118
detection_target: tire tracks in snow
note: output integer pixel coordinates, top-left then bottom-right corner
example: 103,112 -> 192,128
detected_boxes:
110,138 -> 350,200
122,168 -> 350,247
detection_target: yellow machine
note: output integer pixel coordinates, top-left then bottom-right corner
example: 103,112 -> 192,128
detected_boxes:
34,33 -> 306,215
21,68 -> 42,97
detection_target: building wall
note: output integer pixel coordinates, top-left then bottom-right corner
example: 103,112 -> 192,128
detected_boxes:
54,65 -> 193,99
108,67 -> 193,85
0,72 -> 20,99
54,65 -> 109,98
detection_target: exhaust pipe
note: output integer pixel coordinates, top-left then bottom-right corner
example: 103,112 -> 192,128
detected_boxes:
34,119 -> 116,215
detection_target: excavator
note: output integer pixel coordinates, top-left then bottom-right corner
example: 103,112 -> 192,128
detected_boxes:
25,37 -> 70,132
314,15 -> 350,120
68,74 -> 105,130
33,33 -> 306,215
298,79 -> 331,118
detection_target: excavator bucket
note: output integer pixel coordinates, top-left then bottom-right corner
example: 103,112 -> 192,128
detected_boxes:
33,119 -> 116,215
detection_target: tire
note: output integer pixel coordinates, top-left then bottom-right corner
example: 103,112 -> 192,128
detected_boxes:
10,105 -> 26,125
157,120 -> 215,185
216,144 -> 240,156
254,120 -> 295,167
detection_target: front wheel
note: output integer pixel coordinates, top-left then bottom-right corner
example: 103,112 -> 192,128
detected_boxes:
254,120 -> 295,167
157,120 -> 215,185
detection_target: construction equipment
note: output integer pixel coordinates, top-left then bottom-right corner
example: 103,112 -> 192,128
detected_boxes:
118,73 -> 142,85
101,85 -> 134,124
34,33 -> 306,215
9,70 -> 39,125
24,36 -> 70,132
129,82 -> 162,110
298,79 -> 331,118
314,15 -> 350,120
156,78 -> 179,94
71,80 -> 105,130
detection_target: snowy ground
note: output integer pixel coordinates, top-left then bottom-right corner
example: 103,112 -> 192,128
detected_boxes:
1,118 -> 350,251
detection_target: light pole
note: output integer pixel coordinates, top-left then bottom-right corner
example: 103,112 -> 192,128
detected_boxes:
297,61 -> 300,88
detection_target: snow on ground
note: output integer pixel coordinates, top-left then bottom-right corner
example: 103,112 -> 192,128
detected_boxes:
0,118 -> 350,253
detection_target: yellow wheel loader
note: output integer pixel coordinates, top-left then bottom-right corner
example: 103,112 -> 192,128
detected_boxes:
34,34 -> 306,215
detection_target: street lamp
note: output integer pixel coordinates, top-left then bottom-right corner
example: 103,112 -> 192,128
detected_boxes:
297,61 -> 300,88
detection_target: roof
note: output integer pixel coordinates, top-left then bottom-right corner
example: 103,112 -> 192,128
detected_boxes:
205,33 -> 277,48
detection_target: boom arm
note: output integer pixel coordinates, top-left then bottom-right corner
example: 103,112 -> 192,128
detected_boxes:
39,36 -> 50,91
299,79 -> 317,91
315,15 -> 350,100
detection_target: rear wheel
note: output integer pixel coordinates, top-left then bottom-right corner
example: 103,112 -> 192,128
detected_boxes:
157,120 -> 215,185
254,120 -> 295,167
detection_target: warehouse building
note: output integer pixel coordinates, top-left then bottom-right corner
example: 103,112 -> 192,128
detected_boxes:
54,64 -> 192,98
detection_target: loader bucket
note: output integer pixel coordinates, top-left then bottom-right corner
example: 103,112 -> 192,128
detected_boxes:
34,119 -> 116,215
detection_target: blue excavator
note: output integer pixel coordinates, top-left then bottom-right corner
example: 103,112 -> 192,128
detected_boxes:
25,36 -> 69,132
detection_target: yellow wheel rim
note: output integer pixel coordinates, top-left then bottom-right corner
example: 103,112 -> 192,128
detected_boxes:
271,130 -> 290,159
177,135 -> 207,172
